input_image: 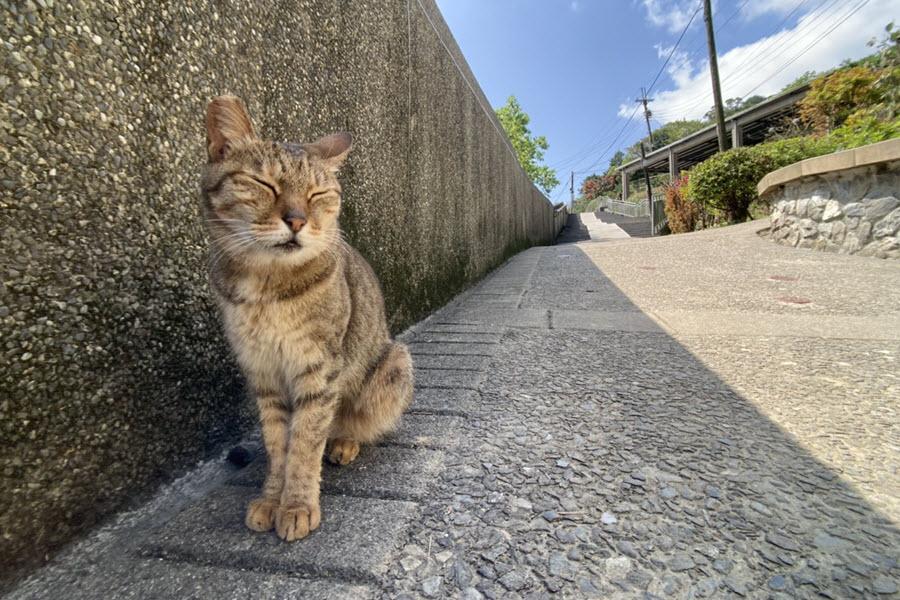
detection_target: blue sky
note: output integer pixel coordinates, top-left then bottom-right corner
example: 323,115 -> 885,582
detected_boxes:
435,0 -> 899,202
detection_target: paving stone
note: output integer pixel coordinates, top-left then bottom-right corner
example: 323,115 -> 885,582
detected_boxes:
411,387 -> 479,415
414,367 -> 486,390
407,341 -> 499,356
417,323 -> 505,334
413,332 -> 503,344
440,307 -> 548,328
382,413 -> 463,449
229,446 -> 443,501
412,354 -> 490,371
8,559 -> 373,600
142,486 -> 418,581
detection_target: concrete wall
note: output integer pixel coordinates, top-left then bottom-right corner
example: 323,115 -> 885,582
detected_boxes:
0,0 -> 562,585
760,140 -> 900,259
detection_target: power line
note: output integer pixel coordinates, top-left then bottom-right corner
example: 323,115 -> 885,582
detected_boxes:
646,1 -> 703,95
653,0 -> 826,114
576,107 -> 643,175
738,0 -> 871,100
570,1 -> 702,176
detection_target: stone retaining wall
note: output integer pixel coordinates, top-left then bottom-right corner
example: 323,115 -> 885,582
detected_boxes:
0,0 -> 562,586
760,141 -> 900,259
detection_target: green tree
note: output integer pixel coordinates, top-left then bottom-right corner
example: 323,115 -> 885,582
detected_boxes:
623,119 -> 707,161
495,96 -> 559,193
704,96 -> 766,121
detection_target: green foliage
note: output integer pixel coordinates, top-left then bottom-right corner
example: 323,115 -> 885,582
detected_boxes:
868,22 -> 900,116
704,96 -> 766,121
781,71 -> 819,93
623,119 -> 706,161
798,65 -> 883,133
687,148 -> 770,223
495,96 -> 559,193
829,111 -> 900,148
571,196 -> 599,213
754,136 -> 837,169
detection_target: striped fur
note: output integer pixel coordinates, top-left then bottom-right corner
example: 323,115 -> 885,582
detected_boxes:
202,96 -> 413,541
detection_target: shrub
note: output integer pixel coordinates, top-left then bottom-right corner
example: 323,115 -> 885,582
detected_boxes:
798,65 -> 883,133
686,147 -> 771,223
663,175 -> 699,234
828,110 -> 900,149
755,135 -> 837,169
581,173 -> 616,199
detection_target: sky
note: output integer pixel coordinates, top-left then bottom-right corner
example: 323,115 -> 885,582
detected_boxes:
434,0 -> 899,203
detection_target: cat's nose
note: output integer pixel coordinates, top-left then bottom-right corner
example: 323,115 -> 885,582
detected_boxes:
283,210 -> 306,232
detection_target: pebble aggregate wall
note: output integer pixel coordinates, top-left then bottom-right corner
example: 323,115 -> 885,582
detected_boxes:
0,0 -> 561,585
765,157 -> 900,259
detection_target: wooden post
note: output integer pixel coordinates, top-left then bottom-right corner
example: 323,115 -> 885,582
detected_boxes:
704,0 -> 728,153
621,169 -> 629,202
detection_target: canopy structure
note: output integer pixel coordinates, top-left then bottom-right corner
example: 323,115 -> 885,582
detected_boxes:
616,84 -> 811,201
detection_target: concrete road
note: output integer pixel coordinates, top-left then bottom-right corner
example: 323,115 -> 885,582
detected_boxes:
9,220 -> 900,599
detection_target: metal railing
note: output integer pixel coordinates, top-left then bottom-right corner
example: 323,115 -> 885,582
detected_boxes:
596,197 -> 650,218
595,195 -> 670,236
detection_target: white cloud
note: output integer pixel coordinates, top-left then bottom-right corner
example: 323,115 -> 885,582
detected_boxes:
639,0 -> 704,34
638,0 -> 899,123
741,0 -> 802,21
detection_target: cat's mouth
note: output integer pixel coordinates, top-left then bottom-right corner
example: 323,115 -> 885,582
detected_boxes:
275,240 -> 302,251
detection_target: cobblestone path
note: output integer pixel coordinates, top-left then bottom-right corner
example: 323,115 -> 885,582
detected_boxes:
10,220 -> 900,599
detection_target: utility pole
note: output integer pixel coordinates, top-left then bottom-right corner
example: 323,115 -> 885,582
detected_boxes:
640,143 -> 655,236
637,87 -> 654,150
570,171 -> 575,207
704,0 -> 728,152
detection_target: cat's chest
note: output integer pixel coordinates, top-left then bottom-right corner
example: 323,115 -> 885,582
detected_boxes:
224,303 -> 321,371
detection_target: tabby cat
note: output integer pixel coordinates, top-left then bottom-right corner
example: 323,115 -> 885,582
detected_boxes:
201,96 -> 414,541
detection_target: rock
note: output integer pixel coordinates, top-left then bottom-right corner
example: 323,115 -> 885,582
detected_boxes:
460,587 -> 483,600
542,510 -> 558,522
814,531 -> 850,552
874,576 -> 898,595
669,554 -> 695,572
723,578 -> 747,596
864,196 -> 899,221
822,200 -> 842,221
713,559 -> 733,574
548,552 -> 575,580
768,575 -> 788,591
600,512 -> 617,525
225,445 -> 254,467
498,569 -> 527,591
421,576 -> 442,598
660,487 -> 678,499
766,532 -> 800,552
616,540 -> 638,558
577,578 -> 600,594
451,558 -> 475,588
400,555 -> 422,572
605,556 -> 632,579
843,202 -> 865,217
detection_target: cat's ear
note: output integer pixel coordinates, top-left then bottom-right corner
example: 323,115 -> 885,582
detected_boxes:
306,132 -> 352,172
205,95 -> 256,161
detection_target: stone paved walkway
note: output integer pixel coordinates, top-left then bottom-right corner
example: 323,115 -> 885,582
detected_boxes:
9,220 -> 900,599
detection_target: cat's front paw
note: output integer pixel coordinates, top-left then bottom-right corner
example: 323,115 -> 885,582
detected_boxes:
245,497 -> 279,532
275,503 -> 321,541
326,438 -> 360,465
